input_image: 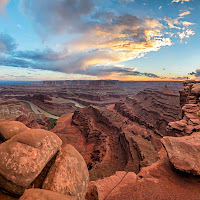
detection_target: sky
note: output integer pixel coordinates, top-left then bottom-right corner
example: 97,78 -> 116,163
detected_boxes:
0,0 -> 199,81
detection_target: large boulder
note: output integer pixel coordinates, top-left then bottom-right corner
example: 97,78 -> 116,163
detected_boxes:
19,189 -> 76,200
0,121 -> 29,141
43,144 -> 89,200
0,129 -> 62,196
191,83 -> 200,96
162,132 -> 200,175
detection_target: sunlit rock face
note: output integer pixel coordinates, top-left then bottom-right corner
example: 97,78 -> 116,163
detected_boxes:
0,120 -> 29,141
43,144 -> 89,200
162,132 -> 200,175
0,129 -> 62,196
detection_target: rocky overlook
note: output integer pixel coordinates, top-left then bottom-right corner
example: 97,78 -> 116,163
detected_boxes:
1,80 -> 200,200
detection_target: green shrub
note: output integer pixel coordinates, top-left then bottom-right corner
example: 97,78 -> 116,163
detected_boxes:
49,118 -> 57,128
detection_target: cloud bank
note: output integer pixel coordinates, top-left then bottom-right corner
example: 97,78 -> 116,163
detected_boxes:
18,0 -> 173,74
0,0 -> 196,80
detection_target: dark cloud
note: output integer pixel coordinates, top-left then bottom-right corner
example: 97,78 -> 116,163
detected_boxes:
112,14 -> 142,26
76,66 -> 133,76
14,49 -> 69,61
189,69 -> 200,77
20,0 -> 94,35
0,55 -> 52,70
0,33 -> 17,53
171,76 -> 189,80
0,56 -> 38,68
76,65 -> 160,78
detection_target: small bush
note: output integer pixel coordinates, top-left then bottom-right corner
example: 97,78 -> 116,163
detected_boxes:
49,118 -> 57,128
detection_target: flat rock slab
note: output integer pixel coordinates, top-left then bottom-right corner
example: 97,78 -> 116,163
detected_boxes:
87,158 -> 200,200
0,129 -> 62,196
137,158 -> 200,200
86,171 -> 137,200
0,121 -> 28,141
43,144 -> 89,200
162,132 -> 200,175
19,189 -> 76,200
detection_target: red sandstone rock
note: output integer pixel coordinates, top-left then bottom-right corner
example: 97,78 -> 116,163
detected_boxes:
0,129 -> 62,196
19,189 -> 76,200
52,87 -> 181,181
115,88 -> 181,137
0,121 -> 29,141
137,158 -> 200,200
43,144 -> 89,200
32,94 -> 52,102
162,132 -> 200,175
87,158 -> 200,200
16,115 -> 41,129
167,81 -> 200,136
0,191 -> 17,200
86,171 -> 137,200
160,85 -> 175,95
191,83 -> 200,96
16,114 -> 52,130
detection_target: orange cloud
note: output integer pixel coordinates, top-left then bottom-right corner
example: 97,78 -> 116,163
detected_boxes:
179,11 -> 191,17
181,21 -> 195,26
68,17 -> 172,69
172,0 -> 190,3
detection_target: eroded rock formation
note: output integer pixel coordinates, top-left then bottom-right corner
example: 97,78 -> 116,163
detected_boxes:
167,80 -> 200,135
52,87 -> 181,181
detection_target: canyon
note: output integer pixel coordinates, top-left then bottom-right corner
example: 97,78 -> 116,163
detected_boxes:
1,80 -> 200,200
